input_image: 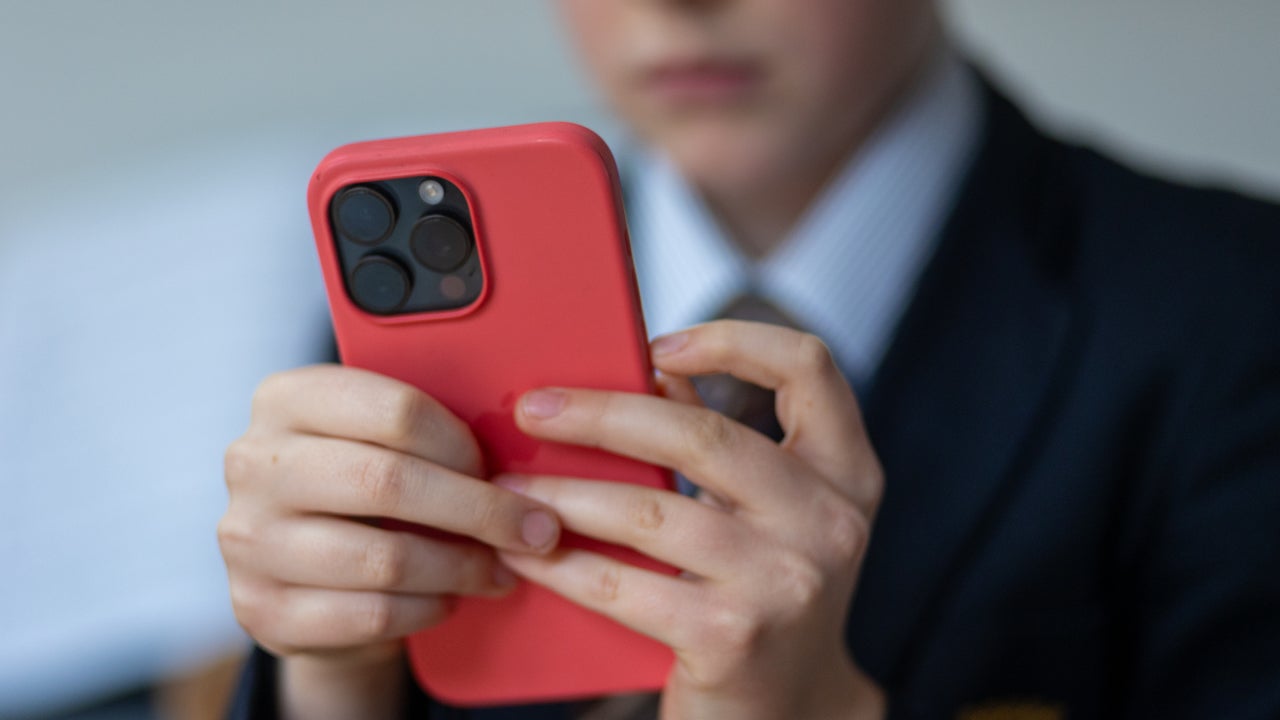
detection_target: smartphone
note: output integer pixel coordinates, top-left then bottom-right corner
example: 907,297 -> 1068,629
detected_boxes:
307,123 -> 676,706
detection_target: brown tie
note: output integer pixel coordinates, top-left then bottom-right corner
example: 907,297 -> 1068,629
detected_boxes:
690,294 -> 799,442
573,295 -> 797,720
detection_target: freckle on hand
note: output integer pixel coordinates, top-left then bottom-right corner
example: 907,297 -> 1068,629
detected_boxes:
631,499 -> 665,530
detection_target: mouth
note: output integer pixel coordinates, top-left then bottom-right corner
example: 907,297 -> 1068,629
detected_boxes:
641,57 -> 765,108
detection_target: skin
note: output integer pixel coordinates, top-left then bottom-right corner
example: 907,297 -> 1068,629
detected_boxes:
220,366 -> 563,718
222,325 -> 885,719
500,323 -> 886,719
221,0 -> 942,716
556,0 -> 941,257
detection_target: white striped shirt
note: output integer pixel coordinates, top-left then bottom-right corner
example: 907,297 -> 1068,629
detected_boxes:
629,50 -> 983,387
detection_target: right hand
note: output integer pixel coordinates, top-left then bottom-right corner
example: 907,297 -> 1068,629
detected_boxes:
218,364 -> 561,717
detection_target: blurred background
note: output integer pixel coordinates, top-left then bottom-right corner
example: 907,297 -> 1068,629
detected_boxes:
1,1 -> 1277,718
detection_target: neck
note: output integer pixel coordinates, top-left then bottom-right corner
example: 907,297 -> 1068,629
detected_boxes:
707,31 -> 944,260
705,164 -> 833,260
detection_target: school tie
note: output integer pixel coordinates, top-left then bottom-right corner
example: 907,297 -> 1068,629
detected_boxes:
690,293 -> 799,442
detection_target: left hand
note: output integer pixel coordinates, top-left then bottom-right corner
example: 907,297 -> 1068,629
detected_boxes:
497,320 -> 886,720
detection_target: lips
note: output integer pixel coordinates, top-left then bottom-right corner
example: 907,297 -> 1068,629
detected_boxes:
643,58 -> 764,107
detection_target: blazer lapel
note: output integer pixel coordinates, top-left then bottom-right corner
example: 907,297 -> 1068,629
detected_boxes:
848,83 -> 1085,686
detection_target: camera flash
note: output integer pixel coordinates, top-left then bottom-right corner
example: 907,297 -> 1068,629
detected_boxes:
440,275 -> 466,300
419,179 -> 445,205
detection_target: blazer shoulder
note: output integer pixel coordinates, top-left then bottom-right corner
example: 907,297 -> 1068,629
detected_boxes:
965,80 -> 1279,357
1059,141 -> 1280,289
1066,142 -> 1280,240
1045,137 -> 1280,349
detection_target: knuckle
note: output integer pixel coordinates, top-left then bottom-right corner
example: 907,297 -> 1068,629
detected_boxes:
698,323 -> 736,365
250,372 -> 292,419
216,514 -> 253,557
577,393 -> 613,446
471,490 -> 516,541
683,410 -> 735,458
227,580 -> 253,617
381,386 -> 429,446
773,550 -> 826,613
859,460 -> 886,513
355,453 -> 408,514
222,438 -> 260,490
795,334 -> 837,376
361,595 -> 396,639
228,580 -> 269,635
625,495 -> 666,532
363,536 -> 410,590
701,321 -> 733,349
588,564 -> 623,604
702,602 -> 762,654
825,501 -> 871,563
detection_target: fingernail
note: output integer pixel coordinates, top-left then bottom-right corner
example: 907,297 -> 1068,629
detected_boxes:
492,474 -> 529,493
521,389 -> 566,419
521,510 -> 558,550
651,332 -> 689,356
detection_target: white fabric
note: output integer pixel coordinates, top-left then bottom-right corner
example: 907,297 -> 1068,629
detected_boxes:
630,50 -> 983,386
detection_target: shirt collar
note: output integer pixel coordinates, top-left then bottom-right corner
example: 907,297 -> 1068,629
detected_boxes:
629,49 -> 983,385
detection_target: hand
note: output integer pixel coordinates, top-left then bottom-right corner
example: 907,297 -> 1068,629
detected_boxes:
497,321 -> 886,720
218,365 -> 562,720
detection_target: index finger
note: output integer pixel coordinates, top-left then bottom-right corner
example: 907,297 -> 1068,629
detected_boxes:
256,434 -> 561,555
650,321 -> 876,499
252,364 -> 483,476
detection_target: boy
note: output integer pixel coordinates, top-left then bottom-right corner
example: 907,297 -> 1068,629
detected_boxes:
223,1 -> 1280,717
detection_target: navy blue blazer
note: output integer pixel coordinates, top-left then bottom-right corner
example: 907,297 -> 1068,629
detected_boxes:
230,79 -> 1280,719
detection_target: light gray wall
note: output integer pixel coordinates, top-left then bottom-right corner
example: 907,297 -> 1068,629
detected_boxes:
945,0 -> 1280,196
0,1 -> 1276,712
2,1 -> 1278,206
0,1 -> 599,217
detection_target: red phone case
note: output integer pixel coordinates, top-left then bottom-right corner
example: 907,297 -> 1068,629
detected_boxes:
308,123 -> 676,706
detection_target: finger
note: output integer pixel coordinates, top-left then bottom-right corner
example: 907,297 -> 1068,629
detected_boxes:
494,474 -> 756,580
655,370 -> 703,407
252,364 -> 482,476
515,387 -> 807,511
651,321 -> 872,493
251,586 -> 450,653
499,548 -> 702,651
234,516 -> 517,597
266,435 -> 561,554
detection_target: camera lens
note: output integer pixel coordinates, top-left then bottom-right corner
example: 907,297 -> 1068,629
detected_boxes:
350,255 -> 411,313
334,187 -> 396,245
411,215 -> 473,273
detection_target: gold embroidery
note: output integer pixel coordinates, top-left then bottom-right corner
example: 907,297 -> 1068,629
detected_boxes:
957,700 -> 1066,720
574,692 -> 661,720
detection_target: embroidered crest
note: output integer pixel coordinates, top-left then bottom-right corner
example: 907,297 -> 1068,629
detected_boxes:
957,700 -> 1066,720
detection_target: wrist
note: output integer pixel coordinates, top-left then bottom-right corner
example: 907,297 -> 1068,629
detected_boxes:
279,645 -> 408,720
845,663 -> 887,720
808,654 -> 887,720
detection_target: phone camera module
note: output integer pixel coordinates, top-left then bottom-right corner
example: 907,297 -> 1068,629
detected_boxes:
411,215 -> 473,273
331,176 -> 482,315
418,179 -> 446,206
334,187 -> 396,245
350,255 -> 412,313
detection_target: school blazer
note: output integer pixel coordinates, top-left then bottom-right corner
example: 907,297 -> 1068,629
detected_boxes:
229,79 -> 1280,720
846,81 -> 1280,719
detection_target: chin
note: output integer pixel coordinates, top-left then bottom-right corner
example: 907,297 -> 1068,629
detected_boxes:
659,120 -> 789,201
